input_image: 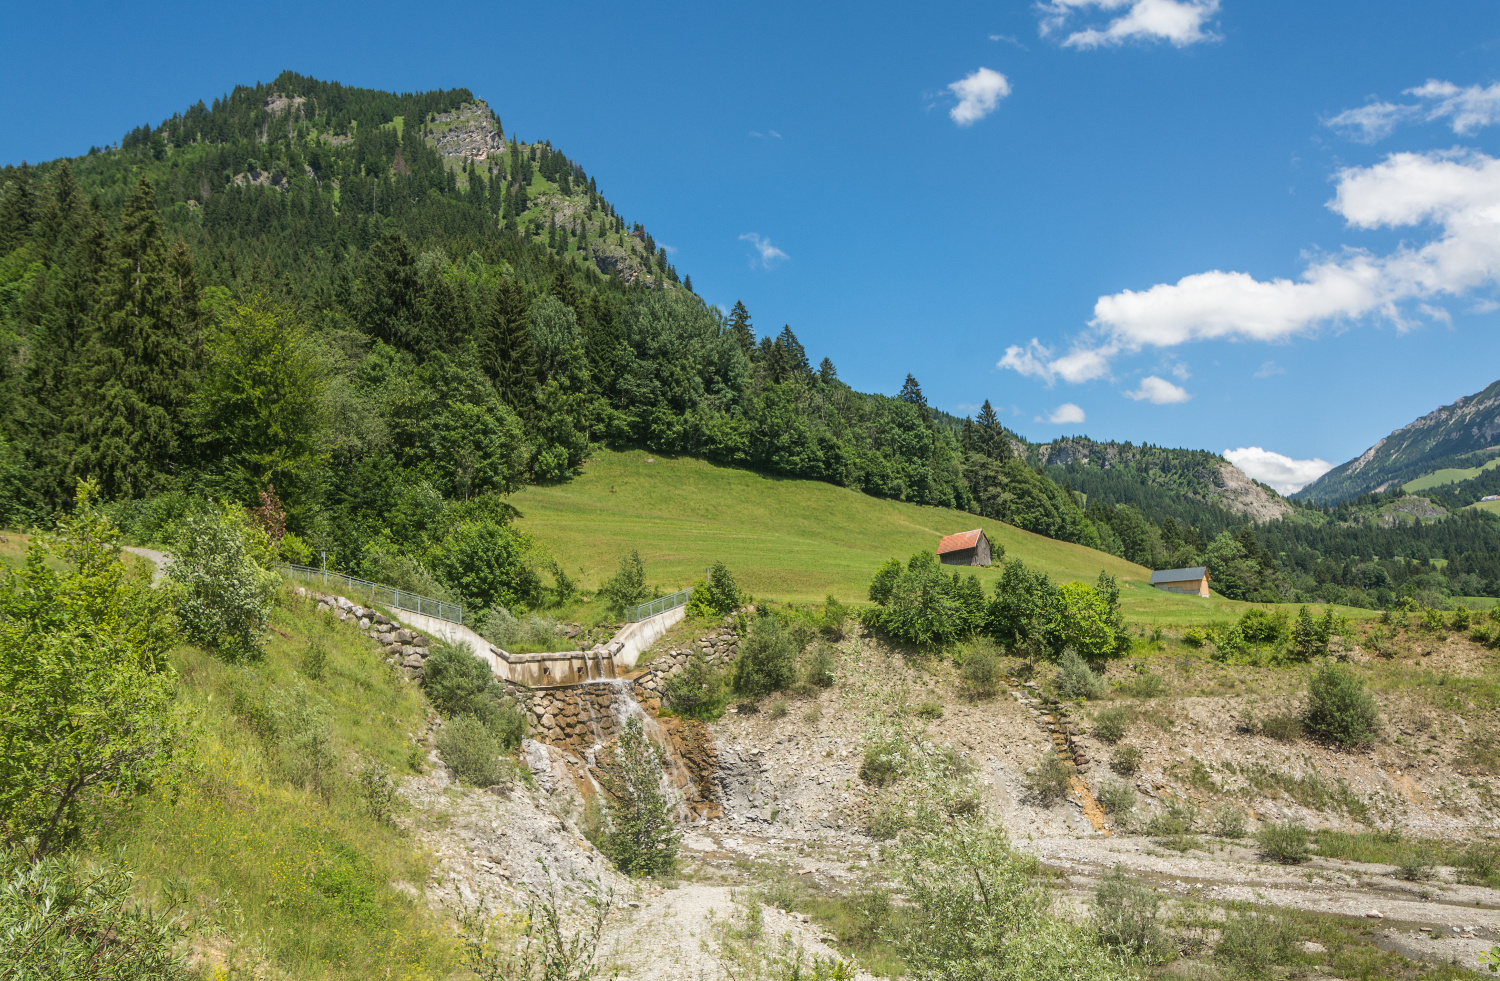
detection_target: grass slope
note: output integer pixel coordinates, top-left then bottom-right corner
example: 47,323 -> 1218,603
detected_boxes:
1468,498 -> 1500,515
1402,455 -> 1500,492
509,451 -> 1366,627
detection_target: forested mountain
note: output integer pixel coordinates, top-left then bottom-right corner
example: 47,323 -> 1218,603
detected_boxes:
1295,378 -> 1500,503
1,71 -> 1498,614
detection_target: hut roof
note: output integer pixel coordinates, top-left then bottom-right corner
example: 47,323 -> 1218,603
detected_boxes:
937,529 -> 985,554
1149,566 -> 1208,584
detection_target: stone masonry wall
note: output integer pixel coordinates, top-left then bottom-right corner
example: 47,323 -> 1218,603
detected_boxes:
295,587 -> 434,679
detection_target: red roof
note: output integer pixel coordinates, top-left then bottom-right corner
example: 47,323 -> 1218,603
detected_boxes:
937,529 -> 985,554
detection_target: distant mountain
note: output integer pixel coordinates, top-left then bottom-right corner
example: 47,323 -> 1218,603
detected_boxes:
1295,379 -> 1500,504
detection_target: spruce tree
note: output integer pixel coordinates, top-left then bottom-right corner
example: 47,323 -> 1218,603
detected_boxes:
818,356 -> 837,385
899,373 -> 927,408
80,178 -> 200,498
977,399 -> 1010,461
484,281 -> 536,410
774,326 -> 810,380
728,300 -> 755,355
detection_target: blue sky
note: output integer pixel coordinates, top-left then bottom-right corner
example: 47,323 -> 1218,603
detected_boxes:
4,0 -> 1500,491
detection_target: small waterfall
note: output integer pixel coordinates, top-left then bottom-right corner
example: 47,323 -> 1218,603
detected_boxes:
589,678 -> 696,823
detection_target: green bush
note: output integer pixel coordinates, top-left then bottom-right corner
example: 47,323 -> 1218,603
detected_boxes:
663,653 -> 728,720
1451,607 -> 1472,631
1238,607 -> 1290,646
1093,864 -> 1174,963
732,614 -> 800,697
599,716 -> 679,877
958,635 -> 1003,699
1055,648 -> 1107,700
1215,911 -> 1298,978
1092,706 -> 1133,744
1110,745 -> 1143,776
1095,780 -> 1136,816
1256,820 -> 1311,864
431,519 -> 542,614
686,562 -> 741,617
1212,805 -> 1248,838
356,758 -> 403,825
1395,847 -> 1437,881
1023,753 -> 1072,805
169,504 -> 277,661
766,698 -> 789,720
436,714 -> 513,787
867,552 -> 986,648
859,739 -> 907,788
1182,628 -> 1208,647
915,700 -> 944,720
0,846 -> 189,980
1259,711 -> 1303,742
599,549 -> 648,618
1117,669 -> 1166,698
1145,801 -> 1197,837
1304,662 -> 1380,747
422,642 -> 526,748
803,644 -> 837,689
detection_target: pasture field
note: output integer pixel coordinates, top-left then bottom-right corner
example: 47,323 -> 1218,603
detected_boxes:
1403,454 -> 1500,492
509,450 -> 1373,628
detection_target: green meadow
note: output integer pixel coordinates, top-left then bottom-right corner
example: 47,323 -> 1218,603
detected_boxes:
509,450 -> 1372,629
1403,454 -> 1500,492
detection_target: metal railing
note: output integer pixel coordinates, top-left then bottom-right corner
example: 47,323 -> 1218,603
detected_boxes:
280,564 -> 464,625
625,588 -> 693,623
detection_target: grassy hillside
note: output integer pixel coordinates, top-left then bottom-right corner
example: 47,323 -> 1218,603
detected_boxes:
1469,498 -> 1500,515
1403,455 -> 1500,492
510,451 -> 1371,627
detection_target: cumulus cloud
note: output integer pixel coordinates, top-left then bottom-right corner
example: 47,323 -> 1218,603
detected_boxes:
948,68 -> 1012,126
1037,403 -> 1087,424
1124,375 -> 1192,403
1037,0 -> 1220,49
1327,80 -> 1500,143
739,233 -> 788,268
1223,446 -> 1334,495
1002,149 -> 1500,382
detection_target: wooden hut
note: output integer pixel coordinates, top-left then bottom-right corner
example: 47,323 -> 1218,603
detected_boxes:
1149,566 -> 1210,597
937,529 -> 992,567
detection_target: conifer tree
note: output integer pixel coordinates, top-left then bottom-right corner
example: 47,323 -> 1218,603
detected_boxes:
773,326 -> 810,381
818,357 -> 838,385
977,399 -> 1010,461
484,281 -> 536,410
728,300 -> 755,355
79,178 -> 201,498
899,373 -> 927,409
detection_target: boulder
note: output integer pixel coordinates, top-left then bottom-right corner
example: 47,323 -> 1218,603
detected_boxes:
402,653 -> 425,668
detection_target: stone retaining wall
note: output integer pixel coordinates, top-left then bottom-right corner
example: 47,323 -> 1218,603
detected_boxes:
296,587 -> 434,678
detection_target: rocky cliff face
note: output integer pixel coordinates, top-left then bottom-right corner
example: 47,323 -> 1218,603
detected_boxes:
423,100 -> 505,161
1209,460 -> 1292,523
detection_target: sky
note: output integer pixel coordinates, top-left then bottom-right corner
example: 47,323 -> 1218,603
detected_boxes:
4,0 -> 1500,493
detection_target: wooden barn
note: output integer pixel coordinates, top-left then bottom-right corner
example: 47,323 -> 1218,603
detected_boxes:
1149,566 -> 1211,597
937,529 -> 992,567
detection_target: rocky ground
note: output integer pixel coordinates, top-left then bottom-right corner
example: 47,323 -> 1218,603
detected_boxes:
398,622 -> 1500,979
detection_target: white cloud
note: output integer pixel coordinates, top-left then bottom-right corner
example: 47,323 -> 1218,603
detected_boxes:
1167,359 -> 1191,380
1224,446 -> 1334,494
1124,375 -> 1192,403
1037,403 -> 1087,424
948,68 -> 1011,126
989,33 -> 1026,47
739,233 -> 788,268
1002,149 -> 1500,381
1419,303 -> 1453,327
1408,80 -> 1500,134
1470,298 -> 1500,314
1325,101 -> 1414,143
1253,360 -> 1284,378
1326,80 -> 1500,143
1038,0 -> 1220,49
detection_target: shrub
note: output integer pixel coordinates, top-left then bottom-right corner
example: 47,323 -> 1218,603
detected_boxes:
958,635 -> 1003,700
1214,911 -> 1298,978
1304,662 -> 1380,747
1093,706 -> 1133,744
1117,669 -> 1166,699
1259,711 -> 1303,742
1110,745 -> 1143,776
0,482 -> 181,855
1183,627 -> 1208,648
299,640 -> 328,681
1146,801 -> 1198,837
1212,805 -> 1248,838
1023,753 -> 1072,805
422,642 -> 527,748
1459,844 -> 1500,888
859,739 -> 907,788
868,552 -> 986,647
1422,606 -> 1445,632
265,683 -> 337,800
663,654 -> 728,720
1095,780 -> 1136,816
478,604 -> 524,649
0,846 -> 189,979
169,504 -> 277,661
766,698 -> 789,720
732,614 -> 800,697
1093,864 -> 1174,963
803,645 -> 837,689
1395,847 -> 1436,881
1256,820 -> 1311,864
436,714 -> 513,787
1238,607 -> 1290,646
599,549 -> 648,618
915,700 -> 944,720
1054,648 -> 1107,701
686,562 -> 741,617
1451,607 -> 1472,631
598,716 -> 679,877
356,758 -> 403,824
817,595 -> 849,639
431,519 -> 542,614
1053,581 -> 1123,661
